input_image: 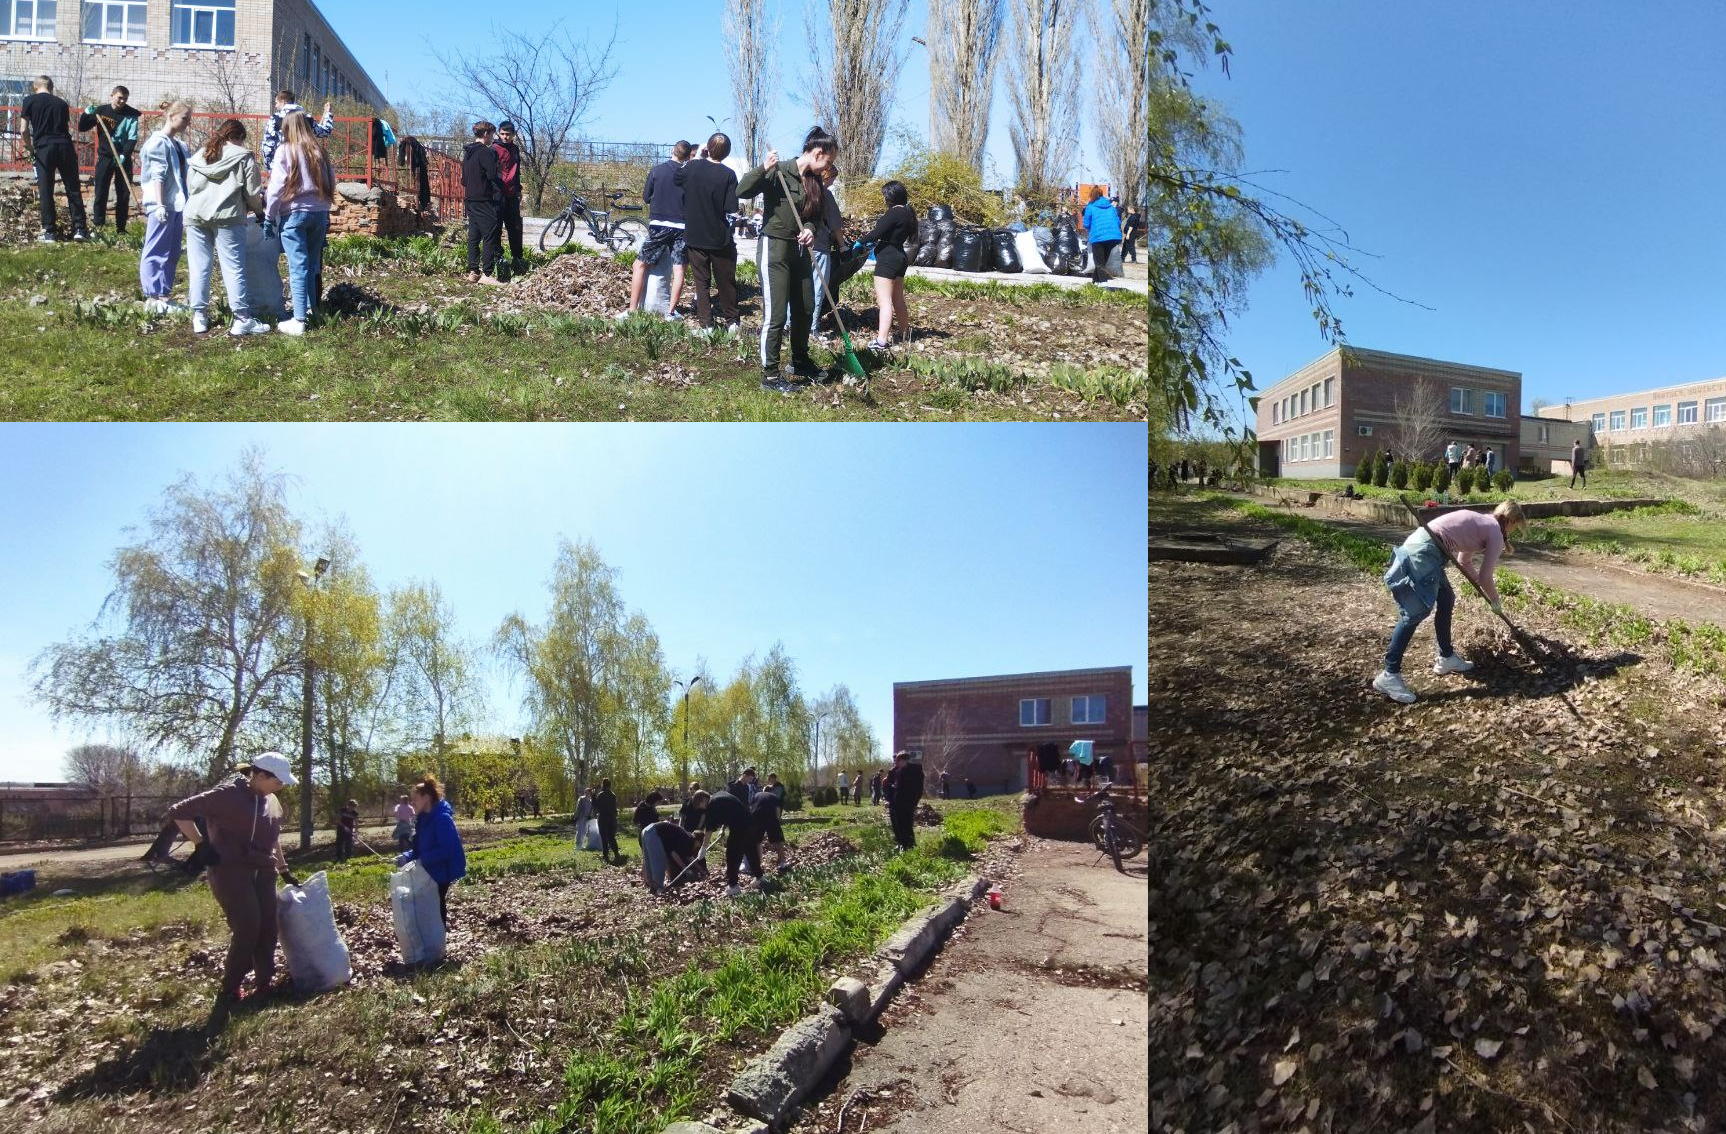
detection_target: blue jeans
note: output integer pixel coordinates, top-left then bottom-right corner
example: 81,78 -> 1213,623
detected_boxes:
811,249 -> 832,329
280,209 -> 328,321
1385,572 -> 1455,675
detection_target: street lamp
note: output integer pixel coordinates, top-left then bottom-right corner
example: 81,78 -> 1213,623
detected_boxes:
675,675 -> 702,795
297,555 -> 331,850
811,711 -> 831,793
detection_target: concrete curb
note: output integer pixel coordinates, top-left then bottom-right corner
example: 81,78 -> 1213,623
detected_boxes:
675,871 -> 989,1134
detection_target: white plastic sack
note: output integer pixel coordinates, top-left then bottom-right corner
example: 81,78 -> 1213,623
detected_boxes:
642,255 -> 675,315
1014,231 -> 1050,274
578,818 -> 602,851
277,870 -> 352,993
390,860 -> 446,965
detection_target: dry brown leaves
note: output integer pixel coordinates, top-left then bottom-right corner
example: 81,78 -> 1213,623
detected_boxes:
491,252 -> 632,318
1149,502 -> 1726,1133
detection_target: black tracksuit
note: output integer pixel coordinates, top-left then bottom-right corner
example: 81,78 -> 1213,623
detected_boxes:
701,791 -> 761,887
885,762 -> 924,850
398,137 -> 432,210
595,787 -> 620,861
21,92 -> 86,236
461,140 -> 504,275
676,158 -> 741,327
79,102 -> 141,231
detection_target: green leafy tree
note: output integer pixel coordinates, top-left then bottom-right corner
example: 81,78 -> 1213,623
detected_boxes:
385,580 -> 482,794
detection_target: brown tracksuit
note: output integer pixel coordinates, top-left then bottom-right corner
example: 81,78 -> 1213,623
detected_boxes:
167,777 -> 284,996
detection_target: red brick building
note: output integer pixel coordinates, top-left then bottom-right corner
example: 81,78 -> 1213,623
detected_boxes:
1256,347 -> 1523,479
893,667 -> 1135,794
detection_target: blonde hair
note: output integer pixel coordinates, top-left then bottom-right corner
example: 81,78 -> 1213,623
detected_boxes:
1494,499 -> 1526,553
278,110 -> 334,202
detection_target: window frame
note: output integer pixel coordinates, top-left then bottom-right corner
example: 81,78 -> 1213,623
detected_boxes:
1451,387 -> 1472,415
170,0 -> 237,48
1,0 -> 59,39
1678,401 -> 1699,425
1483,391 -> 1507,419
1018,698 -> 1051,728
1070,696 -> 1107,725
1608,409 -> 1626,432
1591,412 -> 1606,433
1323,377 -> 1334,408
1629,406 -> 1648,429
1707,398 -> 1726,424
1653,404 -> 1671,428
1323,429 -> 1334,459
81,0 -> 146,44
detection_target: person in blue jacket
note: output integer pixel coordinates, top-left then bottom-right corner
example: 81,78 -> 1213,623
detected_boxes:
396,773 -> 467,927
1080,189 -> 1122,284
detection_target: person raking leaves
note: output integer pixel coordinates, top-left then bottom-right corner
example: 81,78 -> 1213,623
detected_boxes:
165,751 -> 299,1008
1374,500 -> 1526,705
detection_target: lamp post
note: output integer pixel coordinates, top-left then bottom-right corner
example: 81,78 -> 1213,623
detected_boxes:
674,675 -> 702,795
297,555 -> 331,851
811,711 -> 831,794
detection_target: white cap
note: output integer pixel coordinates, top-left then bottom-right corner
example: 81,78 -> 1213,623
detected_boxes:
244,751 -> 297,787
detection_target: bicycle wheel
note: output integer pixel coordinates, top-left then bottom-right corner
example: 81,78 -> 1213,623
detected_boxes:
1088,814 -> 1110,853
1105,822 -> 1124,874
539,213 -> 575,253
1112,826 -> 1145,861
609,218 -> 649,253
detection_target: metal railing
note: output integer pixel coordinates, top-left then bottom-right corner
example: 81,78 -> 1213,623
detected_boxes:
0,110 -> 467,218
1025,747 -> 1141,800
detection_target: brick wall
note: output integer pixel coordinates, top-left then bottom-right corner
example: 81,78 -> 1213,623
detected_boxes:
1536,379 -> 1726,450
894,668 -> 1135,793
1021,789 -> 1149,842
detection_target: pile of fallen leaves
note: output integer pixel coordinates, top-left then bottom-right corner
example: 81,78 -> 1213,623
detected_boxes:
492,252 -> 632,317
910,291 -> 1146,378
1149,501 -> 1726,1132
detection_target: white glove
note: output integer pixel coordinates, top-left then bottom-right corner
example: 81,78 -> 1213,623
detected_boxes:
146,203 -> 166,225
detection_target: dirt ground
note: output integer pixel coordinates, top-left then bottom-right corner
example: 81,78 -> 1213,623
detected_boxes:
1149,499 -> 1726,1132
788,838 -> 1149,1134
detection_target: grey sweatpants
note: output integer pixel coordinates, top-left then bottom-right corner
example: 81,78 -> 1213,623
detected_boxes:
187,220 -> 251,319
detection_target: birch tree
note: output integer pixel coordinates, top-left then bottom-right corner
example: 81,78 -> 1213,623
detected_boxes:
807,0 -> 909,184
928,0 -> 1002,170
724,0 -> 778,173
386,580 -> 481,789
1008,0 -> 1081,196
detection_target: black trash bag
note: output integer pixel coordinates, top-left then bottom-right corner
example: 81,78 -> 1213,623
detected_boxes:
1032,225 -> 1054,256
952,226 -> 988,272
990,229 -> 1022,273
934,223 -> 957,267
927,203 -> 954,224
1053,219 -> 1082,259
913,218 -> 939,266
1046,250 -> 1068,274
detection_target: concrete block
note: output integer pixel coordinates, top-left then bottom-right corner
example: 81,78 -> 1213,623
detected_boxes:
865,957 -> 904,1019
942,873 -> 987,904
880,898 -> 967,975
726,1005 -> 850,1124
661,1123 -> 723,1134
826,976 -> 871,1024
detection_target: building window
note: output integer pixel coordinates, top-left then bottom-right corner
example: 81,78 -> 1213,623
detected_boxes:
1536,424 -> 1549,443
1019,699 -> 1051,727
1608,409 -> 1625,431
1302,434 -> 1313,462
1591,412 -> 1606,433
1298,388 -> 1308,416
1654,404 -> 1671,427
1630,406 -> 1648,429
301,33 -> 311,88
1708,398 -> 1726,424
1071,696 -> 1106,725
83,0 -> 145,43
1309,383 -> 1320,412
2,0 -> 58,38
1323,429 -> 1334,459
172,0 -> 235,47
1284,438 -> 1295,463
1271,402 -> 1279,425
1451,387 -> 1471,414
1323,377 -> 1334,407
1484,391 -> 1507,418
1679,401 -> 1698,425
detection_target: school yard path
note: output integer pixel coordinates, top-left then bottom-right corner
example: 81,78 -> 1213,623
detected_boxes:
791,837 -> 1149,1134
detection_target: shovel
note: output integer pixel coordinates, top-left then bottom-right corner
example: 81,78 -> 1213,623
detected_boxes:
1400,496 -> 1567,674
772,164 -> 866,385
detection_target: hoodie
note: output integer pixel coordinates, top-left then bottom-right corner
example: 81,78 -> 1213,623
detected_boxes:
401,798 -> 467,886
461,140 -> 504,203
186,143 -> 263,226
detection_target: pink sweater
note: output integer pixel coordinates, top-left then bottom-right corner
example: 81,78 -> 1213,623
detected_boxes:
266,146 -> 333,217
1428,510 -> 1506,602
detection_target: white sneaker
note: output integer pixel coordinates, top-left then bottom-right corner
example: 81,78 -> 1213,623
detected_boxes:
191,312 -> 209,335
161,300 -> 190,314
276,319 -> 306,336
229,317 -> 270,336
726,322 -> 740,337
1373,671 -> 1417,704
144,297 -> 167,314
1433,654 -> 1475,675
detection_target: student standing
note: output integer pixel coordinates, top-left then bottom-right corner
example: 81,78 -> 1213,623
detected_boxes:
1570,440 -> 1589,489
595,778 -> 621,864
738,130 -> 840,389
836,769 -> 850,804
461,121 -> 506,285
20,76 -> 89,242
261,90 -> 333,169
493,121 -> 527,274
186,118 -> 269,337
79,85 -> 142,235
869,770 -> 882,806
1121,206 -> 1143,263
573,786 -> 597,849
265,112 -> 333,335
750,786 -> 788,874
1080,188 -> 1122,284
138,101 -> 192,312
858,180 -> 916,350
851,770 -> 863,805
884,750 -> 924,851
809,166 -> 842,339
395,774 -> 467,927
165,752 -> 298,1005
676,132 -> 741,334
335,800 -> 359,862
678,783 -> 705,831
621,140 -> 693,318
392,795 -> 415,852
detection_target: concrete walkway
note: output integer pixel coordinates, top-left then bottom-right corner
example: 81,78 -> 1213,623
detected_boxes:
791,838 -> 1148,1134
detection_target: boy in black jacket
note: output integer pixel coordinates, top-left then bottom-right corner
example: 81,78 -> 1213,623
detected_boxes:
461,121 -> 505,285
79,85 -> 141,234
676,132 -> 741,333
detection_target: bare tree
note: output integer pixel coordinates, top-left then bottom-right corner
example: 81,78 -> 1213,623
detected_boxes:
1391,377 -> 1448,464
724,0 -> 779,175
64,744 -> 142,791
1008,0 -> 1081,196
915,701 -> 970,784
806,0 -> 910,186
1093,0 -> 1149,206
439,22 -> 619,213
928,0 -> 1003,170
199,50 -> 252,115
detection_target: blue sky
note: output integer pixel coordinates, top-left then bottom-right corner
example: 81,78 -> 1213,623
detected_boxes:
1188,1 -> 1726,420
320,0 -> 1122,188
0,424 -> 1147,782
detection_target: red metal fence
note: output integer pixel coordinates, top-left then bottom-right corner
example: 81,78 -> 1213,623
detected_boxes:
1,110 -> 466,218
1025,747 -> 1141,800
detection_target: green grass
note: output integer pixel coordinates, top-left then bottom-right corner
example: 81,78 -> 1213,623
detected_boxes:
0,239 -> 1140,422
1262,468 -> 1720,506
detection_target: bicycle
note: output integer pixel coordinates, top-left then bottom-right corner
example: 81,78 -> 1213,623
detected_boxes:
1078,781 -> 1145,873
538,186 -> 648,254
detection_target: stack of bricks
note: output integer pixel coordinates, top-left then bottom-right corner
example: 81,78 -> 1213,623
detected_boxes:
0,171 -> 436,242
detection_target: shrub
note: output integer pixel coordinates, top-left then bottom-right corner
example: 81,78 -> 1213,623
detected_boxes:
1493,470 -> 1514,493
1434,464 -> 1452,494
1391,461 -> 1409,490
1413,462 -> 1434,492
864,142 -> 1008,227
1456,467 -> 1475,494
1356,458 -> 1373,485
809,785 -> 839,807
1373,457 -> 1390,488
